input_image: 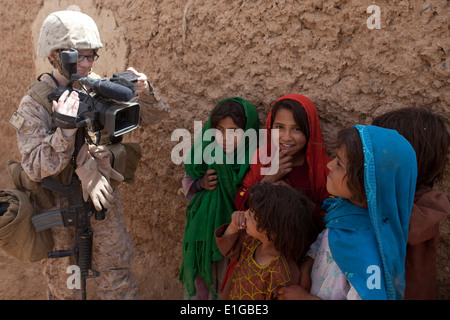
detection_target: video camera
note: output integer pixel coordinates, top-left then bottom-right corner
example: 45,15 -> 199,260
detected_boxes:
49,48 -> 141,140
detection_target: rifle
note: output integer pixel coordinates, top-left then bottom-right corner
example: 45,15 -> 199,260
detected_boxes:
31,129 -> 106,300
29,49 -> 135,299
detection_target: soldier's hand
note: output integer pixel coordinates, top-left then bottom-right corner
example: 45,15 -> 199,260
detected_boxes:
75,143 -> 115,211
126,67 -> 149,95
52,90 -> 79,117
53,90 -> 79,137
88,174 -> 114,211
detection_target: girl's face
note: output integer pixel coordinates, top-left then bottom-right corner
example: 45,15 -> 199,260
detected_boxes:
272,108 -> 307,160
215,116 -> 242,153
326,146 -> 354,200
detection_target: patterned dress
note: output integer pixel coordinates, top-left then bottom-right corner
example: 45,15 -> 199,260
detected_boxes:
215,224 -> 300,300
230,237 -> 293,300
307,229 -> 361,300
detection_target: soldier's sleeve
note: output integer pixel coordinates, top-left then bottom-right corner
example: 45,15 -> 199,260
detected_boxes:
16,95 -> 76,182
132,82 -> 170,126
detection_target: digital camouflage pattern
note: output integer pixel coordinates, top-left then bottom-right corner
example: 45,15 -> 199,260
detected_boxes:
37,10 -> 103,58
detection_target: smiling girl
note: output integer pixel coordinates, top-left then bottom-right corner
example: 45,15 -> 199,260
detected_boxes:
222,94 -> 330,294
235,94 -> 330,223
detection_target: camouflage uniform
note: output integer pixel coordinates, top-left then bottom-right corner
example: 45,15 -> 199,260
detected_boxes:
17,72 -> 168,299
16,10 -> 169,298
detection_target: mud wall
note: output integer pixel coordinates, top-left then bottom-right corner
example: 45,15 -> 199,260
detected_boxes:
0,0 -> 448,299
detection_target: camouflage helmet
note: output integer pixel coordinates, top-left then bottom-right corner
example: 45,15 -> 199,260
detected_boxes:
37,10 -> 103,58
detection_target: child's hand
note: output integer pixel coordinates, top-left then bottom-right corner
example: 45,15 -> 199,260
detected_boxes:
231,211 -> 247,230
200,169 -> 218,190
277,284 -> 320,300
277,284 -> 308,300
299,256 -> 314,291
261,150 -> 293,184
224,211 -> 246,235
276,149 -> 294,177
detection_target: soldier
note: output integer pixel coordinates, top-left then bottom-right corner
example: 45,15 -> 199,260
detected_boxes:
12,9 -> 167,299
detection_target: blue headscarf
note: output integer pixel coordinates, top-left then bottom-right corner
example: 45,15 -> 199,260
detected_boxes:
323,125 -> 417,300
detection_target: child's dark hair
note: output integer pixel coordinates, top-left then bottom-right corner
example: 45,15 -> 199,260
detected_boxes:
270,99 -> 310,141
334,127 -> 366,204
210,100 -> 246,129
247,183 -> 314,262
372,107 -> 449,190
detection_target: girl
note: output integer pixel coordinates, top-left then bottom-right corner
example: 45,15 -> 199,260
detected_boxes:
235,94 -> 330,224
278,125 -> 418,300
372,107 -> 450,299
216,183 -> 313,300
226,94 -> 330,292
179,97 -> 260,299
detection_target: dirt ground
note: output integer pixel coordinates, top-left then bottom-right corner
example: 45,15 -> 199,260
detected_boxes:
0,0 -> 448,300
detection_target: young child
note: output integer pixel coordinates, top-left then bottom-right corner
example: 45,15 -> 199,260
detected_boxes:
227,94 -> 330,292
216,183 -> 314,300
278,125 -> 418,300
179,97 -> 260,299
235,94 -> 330,221
372,107 -> 450,299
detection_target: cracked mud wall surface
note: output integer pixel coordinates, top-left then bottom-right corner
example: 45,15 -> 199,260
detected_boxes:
0,0 -> 448,299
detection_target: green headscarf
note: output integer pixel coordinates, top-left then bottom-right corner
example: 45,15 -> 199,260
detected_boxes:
179,97 -> 260,298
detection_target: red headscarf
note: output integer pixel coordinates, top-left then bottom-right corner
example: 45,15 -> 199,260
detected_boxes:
224,94 -> 331,294
235,94 -> 330,209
